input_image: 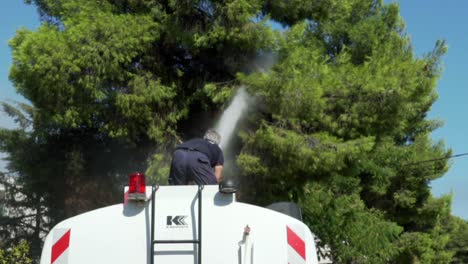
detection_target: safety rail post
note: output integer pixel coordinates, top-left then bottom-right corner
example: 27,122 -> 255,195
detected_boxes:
151,185 -> 204,264
150,185 -> 158,264
198,184 -> 202,264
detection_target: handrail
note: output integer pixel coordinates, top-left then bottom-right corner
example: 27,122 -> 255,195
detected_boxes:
151,185 -> 204,264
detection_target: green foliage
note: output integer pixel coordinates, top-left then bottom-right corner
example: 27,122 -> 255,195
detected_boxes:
202,83 -> 235,105
237,124 -> 375,202
145,152 -> 171,184
2,0 -> 276,258
237,1 -> 452,263
1,0 -> 457,262
446,217 -> 468,264
0,240 -> 33,264
301,182 -> 402,263
395,226 -> 453,264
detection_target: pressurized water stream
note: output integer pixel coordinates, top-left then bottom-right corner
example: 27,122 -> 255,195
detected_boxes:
215,86 -> 250,150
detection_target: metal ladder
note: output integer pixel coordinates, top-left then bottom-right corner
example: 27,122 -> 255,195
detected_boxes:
150,185 -> 204,264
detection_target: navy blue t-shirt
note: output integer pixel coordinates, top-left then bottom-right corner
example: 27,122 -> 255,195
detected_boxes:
176,138 -> 224,167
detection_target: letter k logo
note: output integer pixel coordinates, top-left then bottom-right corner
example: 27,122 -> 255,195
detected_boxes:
167,215 -> 188,226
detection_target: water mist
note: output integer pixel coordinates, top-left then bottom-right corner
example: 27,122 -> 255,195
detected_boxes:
215,86 -> 250,150
213,53 -> 275,184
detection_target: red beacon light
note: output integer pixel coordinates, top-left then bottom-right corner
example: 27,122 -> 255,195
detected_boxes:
128,172 -> 147,201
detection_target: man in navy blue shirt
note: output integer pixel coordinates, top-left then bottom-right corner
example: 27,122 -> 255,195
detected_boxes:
168,129 -> 224,185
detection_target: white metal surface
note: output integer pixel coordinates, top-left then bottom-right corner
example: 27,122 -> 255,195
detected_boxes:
40,185 -> 319,264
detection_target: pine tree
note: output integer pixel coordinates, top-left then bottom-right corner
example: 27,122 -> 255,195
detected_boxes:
1,0 -> 454,262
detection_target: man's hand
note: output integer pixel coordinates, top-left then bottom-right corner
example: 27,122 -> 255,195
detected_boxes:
214,165 -> 223,183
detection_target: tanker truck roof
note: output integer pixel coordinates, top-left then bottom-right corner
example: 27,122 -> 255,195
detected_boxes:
40,184 -> 319,264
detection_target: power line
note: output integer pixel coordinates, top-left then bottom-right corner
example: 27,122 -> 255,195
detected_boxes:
403,152 -> 468,166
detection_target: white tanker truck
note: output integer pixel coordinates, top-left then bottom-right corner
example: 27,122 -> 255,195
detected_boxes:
40,173 -> 319,264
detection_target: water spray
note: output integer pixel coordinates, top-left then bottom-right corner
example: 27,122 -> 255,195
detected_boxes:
215,86 -> 250,150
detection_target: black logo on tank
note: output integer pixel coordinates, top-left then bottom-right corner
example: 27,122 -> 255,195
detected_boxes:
166,215 -> 189,228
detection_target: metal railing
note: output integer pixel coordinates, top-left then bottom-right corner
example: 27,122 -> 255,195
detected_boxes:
150,185 -> 204,264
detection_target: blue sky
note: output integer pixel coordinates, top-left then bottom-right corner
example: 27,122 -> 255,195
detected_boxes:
0,2 -> 38,120
391,0 -> 468,220
0,1 -> 467,219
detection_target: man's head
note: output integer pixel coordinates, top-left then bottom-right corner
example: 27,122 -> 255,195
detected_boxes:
204,129 -> 221,145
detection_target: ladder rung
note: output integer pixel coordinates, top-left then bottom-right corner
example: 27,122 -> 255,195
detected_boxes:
154,240 -> 200,244
151,185 -> 203,264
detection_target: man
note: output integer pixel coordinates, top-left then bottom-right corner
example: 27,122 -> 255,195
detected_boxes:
168,129 -> 224,185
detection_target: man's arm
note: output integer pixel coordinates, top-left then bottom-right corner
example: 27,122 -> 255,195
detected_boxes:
214,165 -> 223,183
